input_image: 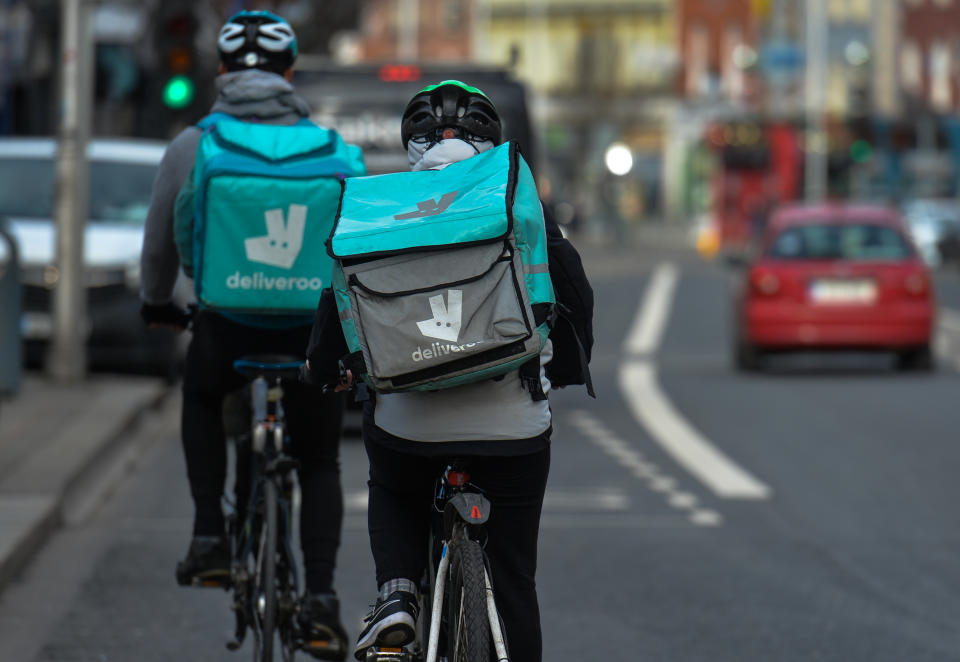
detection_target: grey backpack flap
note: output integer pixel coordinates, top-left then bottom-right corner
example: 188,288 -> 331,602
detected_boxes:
340,240 -> 539,391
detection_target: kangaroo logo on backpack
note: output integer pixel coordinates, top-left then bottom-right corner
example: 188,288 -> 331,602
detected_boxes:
394,191 -> 459,220
186,114 -> 366,316
327,141 -> 555,396
245,204 -> 306,269
417,290 -> 462,342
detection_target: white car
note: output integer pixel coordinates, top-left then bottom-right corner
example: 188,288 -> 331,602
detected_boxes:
901,198 -> 960,268
0,137 -> 190,377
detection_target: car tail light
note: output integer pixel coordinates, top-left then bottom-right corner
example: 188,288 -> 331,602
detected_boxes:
749,268 -> 780,296
378,64 -> 422,82
904,271 -> 929,296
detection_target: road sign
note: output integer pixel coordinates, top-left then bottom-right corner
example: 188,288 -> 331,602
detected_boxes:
761,42 -> 804,72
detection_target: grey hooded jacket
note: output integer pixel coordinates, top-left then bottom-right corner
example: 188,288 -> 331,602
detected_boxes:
139,69 -> 312,305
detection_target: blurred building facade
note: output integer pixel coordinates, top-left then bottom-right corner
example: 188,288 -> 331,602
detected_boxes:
901,0 -> 960,115
483,0 -> 675,231
357,0 -> 473,60
8,0 -> 960,229
677,0 -> 755,102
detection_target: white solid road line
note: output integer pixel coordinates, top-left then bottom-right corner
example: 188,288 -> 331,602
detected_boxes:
935,308 -> 960,371
619,263 -> 772,500
624,262 -> 678,356
939,307 -> 960,334
619,362 -> 771,499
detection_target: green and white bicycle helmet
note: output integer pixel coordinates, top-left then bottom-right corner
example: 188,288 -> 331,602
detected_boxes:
400,80 -> 502,149
217,10 -> 298,75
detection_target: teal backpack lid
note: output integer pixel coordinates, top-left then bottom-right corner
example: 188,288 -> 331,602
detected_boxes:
212,120 -> 336,161
328,141 -> 516,259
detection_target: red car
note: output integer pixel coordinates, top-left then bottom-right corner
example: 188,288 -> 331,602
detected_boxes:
734,203 -> 936,371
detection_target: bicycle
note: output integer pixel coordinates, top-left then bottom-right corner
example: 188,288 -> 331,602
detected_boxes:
218,353 -> 311,662
364,461 -> 511,662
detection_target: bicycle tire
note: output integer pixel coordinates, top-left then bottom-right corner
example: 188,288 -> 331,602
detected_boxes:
254,477 -> 279,662
447,539 -> 491,662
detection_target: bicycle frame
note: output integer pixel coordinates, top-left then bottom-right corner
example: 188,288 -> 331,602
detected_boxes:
225,361 -> 303,662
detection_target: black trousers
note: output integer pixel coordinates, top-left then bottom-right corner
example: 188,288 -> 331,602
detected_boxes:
182,311 -> 344,594
365,437 -> 550,662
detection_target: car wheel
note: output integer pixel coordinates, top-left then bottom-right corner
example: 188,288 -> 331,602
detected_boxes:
896,345 -> 934,372
735,341 -> 764,372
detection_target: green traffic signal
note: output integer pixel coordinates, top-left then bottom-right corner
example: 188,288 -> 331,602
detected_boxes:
162,75 -> 196,109
849,139 -> 872,163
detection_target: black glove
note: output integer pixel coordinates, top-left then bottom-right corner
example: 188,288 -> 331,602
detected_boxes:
140,301 -> 191,329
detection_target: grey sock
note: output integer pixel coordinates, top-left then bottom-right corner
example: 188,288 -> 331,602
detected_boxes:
378,578 -> 418,600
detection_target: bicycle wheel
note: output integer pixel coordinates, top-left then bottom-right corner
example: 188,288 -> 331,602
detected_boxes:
253,477 -> 279,662
447,539 -> 491,662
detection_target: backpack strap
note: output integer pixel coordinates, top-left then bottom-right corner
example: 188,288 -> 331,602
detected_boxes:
519,357 -> 548,401
339,350 -> 372,402
554,303 -> 596,398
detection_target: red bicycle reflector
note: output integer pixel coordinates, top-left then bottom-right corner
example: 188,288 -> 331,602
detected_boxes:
446,470 -> 469,486
470,505 -> 483,519
379,64 -> 422,82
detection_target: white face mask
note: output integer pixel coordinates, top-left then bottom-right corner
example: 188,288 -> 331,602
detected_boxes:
407,138 -> 495,171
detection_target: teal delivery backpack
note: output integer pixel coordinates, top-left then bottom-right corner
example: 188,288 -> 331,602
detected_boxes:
191,113 -> 366,314
327,141 -> 555,395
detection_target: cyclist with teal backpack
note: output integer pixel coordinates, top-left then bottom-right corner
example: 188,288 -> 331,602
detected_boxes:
306,80 -> 594,662
140,11 -> 362,660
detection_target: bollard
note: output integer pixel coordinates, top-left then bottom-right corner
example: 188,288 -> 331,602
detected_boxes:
0,218 -> 22,398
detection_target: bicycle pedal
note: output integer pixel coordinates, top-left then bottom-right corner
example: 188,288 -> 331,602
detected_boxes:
192,575 -> 230,590
365,647 -> 413,661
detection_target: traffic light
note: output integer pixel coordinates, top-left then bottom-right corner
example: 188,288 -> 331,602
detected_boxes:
847,117 -> 873,164
849,139 -> 872,164
157,9 -> 198,110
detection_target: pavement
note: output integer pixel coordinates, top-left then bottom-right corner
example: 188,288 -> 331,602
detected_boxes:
0,373 -> 171,593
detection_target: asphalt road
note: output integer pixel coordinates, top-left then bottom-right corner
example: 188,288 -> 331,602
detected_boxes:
2,239 -> 960,662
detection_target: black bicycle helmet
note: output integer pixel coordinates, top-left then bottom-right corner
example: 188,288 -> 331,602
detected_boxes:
217,10 -> 298,75
400,80 -> 502,149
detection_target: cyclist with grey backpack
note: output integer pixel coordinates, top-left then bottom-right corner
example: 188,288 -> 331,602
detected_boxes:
140,11 -> 359,660
306,80 -> 594,662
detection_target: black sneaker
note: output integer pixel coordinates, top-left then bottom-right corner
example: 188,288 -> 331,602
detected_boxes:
353,590 -> 419,660
174,535 -> 230,587
299,593 -> 349,661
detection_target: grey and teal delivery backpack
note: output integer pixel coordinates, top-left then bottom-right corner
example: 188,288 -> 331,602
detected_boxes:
327,141 -> 555,396
188,113 -> 366,315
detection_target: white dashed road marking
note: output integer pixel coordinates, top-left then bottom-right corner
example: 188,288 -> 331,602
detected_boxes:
569,410 -> 723,527
346,487 -> 630,513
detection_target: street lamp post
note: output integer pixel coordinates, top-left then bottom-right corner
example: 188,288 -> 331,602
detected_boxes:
48,0 -> 93,382
397,0 -> 418,61
804,0 -> 829,202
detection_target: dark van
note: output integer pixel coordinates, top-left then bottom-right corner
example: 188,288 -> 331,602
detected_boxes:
293,60 -> 537,175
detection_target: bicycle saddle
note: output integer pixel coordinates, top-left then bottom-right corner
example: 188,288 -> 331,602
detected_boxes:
232,354 -> 305,381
